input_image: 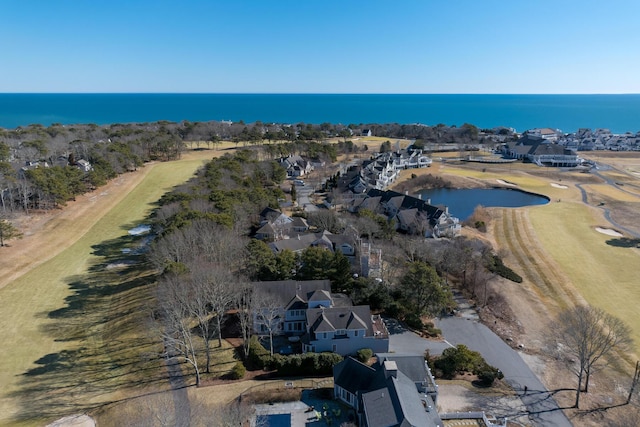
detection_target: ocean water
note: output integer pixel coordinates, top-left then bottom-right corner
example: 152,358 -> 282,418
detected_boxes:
1,93 -> 639,134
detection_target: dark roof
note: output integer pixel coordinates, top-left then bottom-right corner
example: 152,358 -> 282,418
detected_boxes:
290,216 -> 309,229
363,370 -> 441,427
334,356 -> 443,427
259,207 -> 282,222
255,222 -> 276,236
366,189 -> 443,221
307,306 -> 371,334
252,280 -> 331,307
375,354 -> 428,385
269,233 -> 317,252
326,233 -> 355,247
333,357 -> 378,394
361,387 -> 399,427
531,143 -> 572,156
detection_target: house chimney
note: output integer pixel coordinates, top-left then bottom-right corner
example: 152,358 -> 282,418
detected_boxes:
383,360 -> 398,378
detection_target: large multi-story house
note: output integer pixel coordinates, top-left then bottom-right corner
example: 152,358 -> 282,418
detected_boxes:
333,354 -> 443,427
251,280 -> 389,356
503,134 -> 580,167
333,354 -> 507,427
350,189 -> 461,238
277,154 -> 313,178
303,306 -> 389,355
340,148 -> 433,195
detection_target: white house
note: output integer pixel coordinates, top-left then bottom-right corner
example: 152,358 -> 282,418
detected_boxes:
303,306 -> 389,355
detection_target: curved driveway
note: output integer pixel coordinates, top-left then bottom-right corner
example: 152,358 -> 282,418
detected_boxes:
387,317 -> 573,426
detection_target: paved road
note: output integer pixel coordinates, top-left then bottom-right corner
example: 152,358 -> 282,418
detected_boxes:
437,317 -> 573,427
387,316 -> 573,426
295,184 -> 319,212
164,342 -> 191,427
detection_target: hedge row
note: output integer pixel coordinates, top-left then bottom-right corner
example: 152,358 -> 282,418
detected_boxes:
247,336 -> 343,376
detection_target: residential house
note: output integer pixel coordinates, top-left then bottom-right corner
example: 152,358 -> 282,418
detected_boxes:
526,128 -> 562,142
268,230 -> 356,256
353,189 -> 461,238
19,160 -> 49,178
334,354 -> 506,427
278,155 -> 313,178
303,306 -> 389,355
339,149 -> 432,195
255,207 -> 294,241
252,280 -> 333,335
333,355 -> 443,427
252,280 -> 389,356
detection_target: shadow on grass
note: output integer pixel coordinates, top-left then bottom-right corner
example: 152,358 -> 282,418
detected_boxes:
9,232 -> 173,423
606,237 -> 640,248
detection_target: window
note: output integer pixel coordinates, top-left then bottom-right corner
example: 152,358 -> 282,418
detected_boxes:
336,329 -> 346,336
354,330 -> 359,337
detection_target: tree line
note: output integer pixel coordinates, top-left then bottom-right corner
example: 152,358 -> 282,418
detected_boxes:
0,119 -> 513,216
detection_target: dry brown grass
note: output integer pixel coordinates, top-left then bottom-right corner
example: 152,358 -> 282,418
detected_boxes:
429,158 -> 640,426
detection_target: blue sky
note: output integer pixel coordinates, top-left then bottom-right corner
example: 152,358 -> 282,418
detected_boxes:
2,0 -> 639,93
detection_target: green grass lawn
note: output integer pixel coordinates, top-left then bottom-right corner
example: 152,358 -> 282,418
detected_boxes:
529,201 -> 640,350
0,155 -> 210,426
442,163 -> 640,353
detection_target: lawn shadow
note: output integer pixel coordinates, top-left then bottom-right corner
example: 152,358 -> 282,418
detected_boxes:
10,231 -> 172,423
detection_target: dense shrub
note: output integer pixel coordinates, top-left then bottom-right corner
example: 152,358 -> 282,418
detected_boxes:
268,352 -> 343,376
229,362 -> 246,379
423,321 -> 442,338
404,312 -> 424,330
247,336 -> 271,370
486,255 -> 523,283
475,364 -> 504,386
433,344 -> 502,385
356,348 -> 373,363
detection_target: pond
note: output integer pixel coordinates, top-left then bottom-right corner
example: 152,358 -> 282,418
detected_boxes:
416,188 -> 549,220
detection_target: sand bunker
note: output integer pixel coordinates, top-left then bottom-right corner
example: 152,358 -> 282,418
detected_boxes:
46,414 -> 95,427
595,227 -> 623,237
551,183 -> 568,189
497,179 -> 517,187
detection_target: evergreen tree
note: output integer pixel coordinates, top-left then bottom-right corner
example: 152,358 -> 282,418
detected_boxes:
0,219 -> 23,247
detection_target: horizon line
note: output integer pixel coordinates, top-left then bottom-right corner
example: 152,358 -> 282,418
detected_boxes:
2,92 -> 640,96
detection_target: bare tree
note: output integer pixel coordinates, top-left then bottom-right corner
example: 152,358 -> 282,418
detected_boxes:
252,293 -> 282,356
156,273 -> 202,386
556,305 -> 632,408
188,263 -> 236,373
234,280 -> 255,359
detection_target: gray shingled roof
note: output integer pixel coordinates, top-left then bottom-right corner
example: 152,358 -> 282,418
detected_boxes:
307,306 -> 371,334
375,354 -> 428,385
252,280 -> 331,307
269,233 -> 317,252
333,357 -> 377,394
308,289 -> 332,303
362,387 -> 399,427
